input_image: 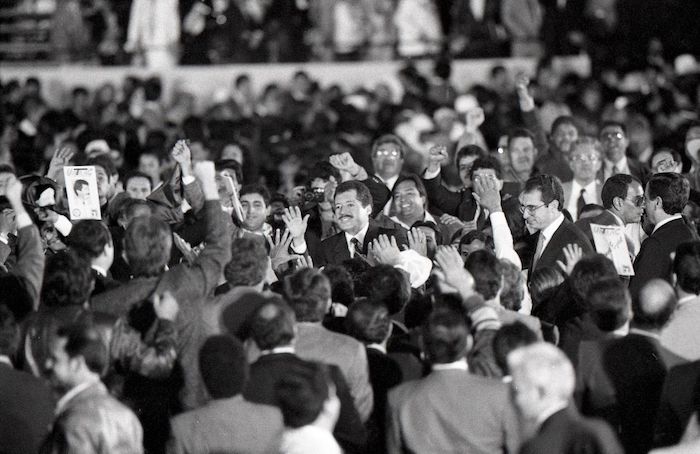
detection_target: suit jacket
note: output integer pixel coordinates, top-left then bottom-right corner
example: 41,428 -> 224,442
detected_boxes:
312,219 -> 408,267
1,224 -> 44,320
654,360 -> 700,447
294,323 -> 373,423
562,181 -> 603,220
92,269 -> 121,297
243,352 -> 367,453
387,368 -> 521,454
366,347 -> 404,454
91,201 -> 232,410
528,217 -> 594,278
0,363 -> 55,454
629,218 -> 697,300
167,395 -> 283,454
41,381 -> 143,454
520,406 -> 623,454
597,156 -> 649,185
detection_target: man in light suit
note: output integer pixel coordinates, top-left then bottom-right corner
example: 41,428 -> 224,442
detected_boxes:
387,305 -> 521,454
629,173 -> 697,299
520,174 -> 593,278
562,137 -> 604,221
168,335 -> 284,454
509,343 -> 623,454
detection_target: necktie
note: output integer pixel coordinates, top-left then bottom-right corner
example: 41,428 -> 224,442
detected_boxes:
577,188 -> 586,219
532,233 -> 545,269
350,237 -> 362,258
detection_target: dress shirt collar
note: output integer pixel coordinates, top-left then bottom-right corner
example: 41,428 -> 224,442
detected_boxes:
344,222 -> 370,257
0,232 -> 8,244
571,179 -> 598,195
390,211 -> 437,230
605,156 -> 629,175
652,214 -> 683,235
613,320 -> 630,337
367,343 -> 387,354
629,327 -> 660,340
91,264 -> 108,278
0,355 -> 12,367
55,380 -> 102,416
432,358 -> 469,372
376,174 -> 399,191
259,346 -> 295,356
678,294 -> 698,306
540,213 -> 565,242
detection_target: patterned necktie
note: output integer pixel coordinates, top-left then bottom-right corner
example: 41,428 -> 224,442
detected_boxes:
351,237 -> 362,258
577,188 -> 586,219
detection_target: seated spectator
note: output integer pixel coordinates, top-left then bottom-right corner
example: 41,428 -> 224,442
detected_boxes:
168,335 -> 284,453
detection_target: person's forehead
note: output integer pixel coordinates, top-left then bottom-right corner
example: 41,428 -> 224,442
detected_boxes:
127,176 -> 150,186
571,144 -> 597,157
473,167 -> 497,175
240,193 -> 266,204
652,151 -> 674,163
335,189 -> 360,203
375,142 -> 400,153
395,180 -> 419,192
458,156 -> 478,167
602,125 -> 625,135
510,137 -> 534,148
627,181 -> 643,196
520,190 -> 543,203
553,122 -> 577,135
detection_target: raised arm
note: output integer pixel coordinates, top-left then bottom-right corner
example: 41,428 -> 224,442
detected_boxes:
422,145 -> 463,216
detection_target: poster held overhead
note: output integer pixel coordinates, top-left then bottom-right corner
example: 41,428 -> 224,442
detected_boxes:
64,166 -> 102,220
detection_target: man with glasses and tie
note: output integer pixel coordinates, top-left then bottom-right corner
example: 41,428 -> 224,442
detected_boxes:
359,134 -> 407,218
598,121 -> 649,184
520,174 -> 593,279
562,137 -> 604,221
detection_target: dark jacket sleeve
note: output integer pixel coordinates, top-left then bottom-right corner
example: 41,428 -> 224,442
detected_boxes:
422,173 -> 463,217
329,364 -> 368,454
12,224 -> 44,315
361,176 -> 392,218
522,108 -> 550,160
629,236 -> 666,300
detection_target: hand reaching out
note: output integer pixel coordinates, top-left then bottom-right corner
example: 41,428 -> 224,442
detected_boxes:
173,232 -> 198,265
267,229 -> 303,271
515,74 -> 535,112
46,146 -> 75,181
282,206 -> 310,242
427,145 -> 448,173
153,291 -> 179,322
171,140 -> 193,176
329,152 -> 359,174
406,228 -> 428,257
556,243 -> 584,276
369,234 -> 401,266
472,175 -> 502,213
434,245 -> 475,299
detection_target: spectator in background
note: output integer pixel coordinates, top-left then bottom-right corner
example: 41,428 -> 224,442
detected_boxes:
394,0 -> 443,59
450,0 -> 507,58
123,171 -> 153,200
501,0 -> 544,57
562,137 -> 604,221
534,116 -> 580,183
125,0 -> 180,67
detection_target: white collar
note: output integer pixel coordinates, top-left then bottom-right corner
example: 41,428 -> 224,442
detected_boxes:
540,213 -> 565,241
259,346 -> 295,356
55,380 -> 102,416
605,156 -> 628,173
367,343 -> 387,354
629,327 -> 660,340
432,358 -> 469,371
344,222 -> 370,255
376,174 -> 400,190
652,214 -> 683,234
571,179 -> 598,194
677,294 -> 698,306
0,355 -> 12,367
613,320 -> 630,337
390,211 -> 437,230
91,264 -> 108,278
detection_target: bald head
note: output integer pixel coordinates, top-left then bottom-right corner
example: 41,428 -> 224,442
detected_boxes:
634,279 -> 677,330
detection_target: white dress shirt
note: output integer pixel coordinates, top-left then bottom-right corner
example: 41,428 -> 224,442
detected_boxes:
536,213 -> 565,260
603,156 -> 630,181
567,180 -> 599,221
344,223 -> 370,258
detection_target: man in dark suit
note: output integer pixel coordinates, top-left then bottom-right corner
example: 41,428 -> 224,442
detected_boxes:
629,173 -> 697,299
310,180 -> 407,267
0,305 -> 55,454
520,174 -> 593,278
361,134 -> 407,218
509,343 -> 623,454
387,305 -> 521,454
242,297 -> 367,453
654,360 -> 700,447
598,121 -> 649,184
575,174 -> 644,249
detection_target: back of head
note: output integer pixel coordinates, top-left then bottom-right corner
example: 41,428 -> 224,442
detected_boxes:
41,250 -> 93,308
199,335 -> 248,399
635,279 -> 677,330
345,298 -> 392,345
647,172 -> 690,215
357,264 -> 410,315
0,275 -> 33,321
124,215 -> 171,277
0,304 -> 19,358
66,220 -> 112,260
118,198 -> 152,227
508,343 -> 575,404
493,322 -> 538,375
674,241 -> 700,295
56,323 -> 108,377
587,277 -> 631,332
322,265 -> 354,307
422,305 -> 470,365
529,266 -> 565,308
275,361 -> 330,428
465,250 -> 502,301
284,268 -> 331,322
570,254 -> 618,307
224,238 -> 268,287
249,296 -> 296,351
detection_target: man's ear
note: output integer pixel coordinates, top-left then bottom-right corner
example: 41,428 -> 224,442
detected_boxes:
364,204 -> 372,217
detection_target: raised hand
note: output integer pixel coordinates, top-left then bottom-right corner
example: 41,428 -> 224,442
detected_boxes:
427,145 -> 448,173
171,139 -> 193,176
406,228 -> 428,257
440,213 -> 466,230
329,152 -> 359,173
472,175 -> 502,213
193,161 -> 218,200
434,245 -> 475,299
267,229 -> 302,271
173,232 -> 198,265
3,175 -> 23,208
370,234 -> 401,266
282,206 -> 310,242
515,74 -> 535,111
153,291 -> 179,322
465,107 -> 485,133
46,146 -> 75,181
556,243 -> 584,276
296,255 -> 314,270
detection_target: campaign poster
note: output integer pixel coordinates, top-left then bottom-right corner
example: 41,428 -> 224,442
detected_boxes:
64,166 -> 101,220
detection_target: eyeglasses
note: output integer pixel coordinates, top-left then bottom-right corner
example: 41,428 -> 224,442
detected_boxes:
374,149 -> 401,158
601,131 -> 625,141
624,195 -> 645,207
519,203 -> 548,214
570,155 -> 601,163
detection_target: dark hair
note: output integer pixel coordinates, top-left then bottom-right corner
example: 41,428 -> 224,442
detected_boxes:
371,134 -> 406,158
499,259 -> 524,311
199,335 -> 248,399
508,128 -> 536,147
345,298 -> 391,344
422,306 -> 469,364
224,238 -> 268,287
465,250 -> 501,301
634,280 -> 677,330
459,230 -> 494,250
284,268 -> 331,322
215,159 -> 243,184
357,265 -> 410,315
143,76 -> 162,102
647,173 -> 690,215
0,304 -> 19,357
334,180 -> 373,208
673,242 -> 700,294
249,297 -> 296,350
523,174 -> 564,211
73,179 -> 89,195
455,145 -> 487,168
118,198 -> 152,225
308,161 -> 340,184
570,254 -> 618,308
601,174 -> 638,210
600,121 -> 627,136
529,267 -> 565,308
234,74 -> 250,88
393,174 -> 428,202
56,324 -> 108,376
275,362 -> 330,428
239,183 -> 271,206
322,265 -> 354,307
470,155 -> 503,180
0,164 -> 16,175
588,277 -> 630,332
124,216 -> 172,278
66,220 -> 112,260
493,322 -> 538,375
86,155 -> 117,178
0,275 -> 33,321
551,116 -> 578,135
40,250 -> 93,307
123,171 -> 152,190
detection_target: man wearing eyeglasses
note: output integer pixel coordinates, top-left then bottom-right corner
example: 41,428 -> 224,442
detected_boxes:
562,138 -> 604,221
361,134 -> 407,218
629,173 -> 697,299
520,174 -> 593,278
598,122 -> 649,184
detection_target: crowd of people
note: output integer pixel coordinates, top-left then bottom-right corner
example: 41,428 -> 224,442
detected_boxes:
4,0 -> 699,68
1,43 -> 700,454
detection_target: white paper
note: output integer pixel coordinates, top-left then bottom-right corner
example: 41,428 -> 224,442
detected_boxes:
63,166 -> 102,220
591,223 -> 634,276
